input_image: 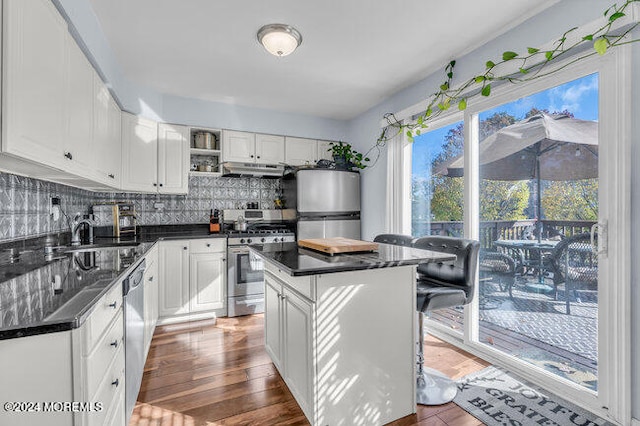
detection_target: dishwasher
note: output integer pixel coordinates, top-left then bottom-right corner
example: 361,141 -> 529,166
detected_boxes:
123,259 -> 146,422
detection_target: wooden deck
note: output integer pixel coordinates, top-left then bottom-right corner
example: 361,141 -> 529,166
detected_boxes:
130,315 -> 490,426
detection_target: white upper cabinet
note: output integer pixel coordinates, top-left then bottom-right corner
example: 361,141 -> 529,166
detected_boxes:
222,130 -> 255,163
2,0 -> 68,169
222,131 -> 285,164
65,40 -> 95,177
157,123 -> 189,194
121,113 -> 158,193
93,77 -> 121,188
255,134 -> 285,164
317,140 -> 334,162
285,137 -> 318,166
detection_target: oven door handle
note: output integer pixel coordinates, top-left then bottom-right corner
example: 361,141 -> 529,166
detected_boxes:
228,247 -> 250,254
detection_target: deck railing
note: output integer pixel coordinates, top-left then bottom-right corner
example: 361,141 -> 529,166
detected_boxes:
417,220 -> 596,248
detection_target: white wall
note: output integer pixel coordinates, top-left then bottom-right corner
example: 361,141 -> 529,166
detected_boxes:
346,0 -> 639,419
53,0 -> 348,141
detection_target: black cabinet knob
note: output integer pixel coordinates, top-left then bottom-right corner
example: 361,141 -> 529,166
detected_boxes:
108,174 -> 115,179
111,379 -> 119,387
64,152 -> 73,160
110,340 -> 118,348
108,301 -> 117,309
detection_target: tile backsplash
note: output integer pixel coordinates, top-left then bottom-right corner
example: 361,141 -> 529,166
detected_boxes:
0,172 -> 282,242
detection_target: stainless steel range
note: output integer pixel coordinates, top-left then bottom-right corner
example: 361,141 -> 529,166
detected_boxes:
224,210 -> 295,317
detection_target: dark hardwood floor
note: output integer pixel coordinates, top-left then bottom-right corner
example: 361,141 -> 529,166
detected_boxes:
130,315 -> 490,426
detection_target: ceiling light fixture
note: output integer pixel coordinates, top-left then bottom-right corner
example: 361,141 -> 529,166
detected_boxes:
257,24 -> 302,57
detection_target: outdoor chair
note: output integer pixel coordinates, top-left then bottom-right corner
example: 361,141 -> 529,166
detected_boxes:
412,236 -> 479,405
479,250 -> 517,298
549,233 -> 598,315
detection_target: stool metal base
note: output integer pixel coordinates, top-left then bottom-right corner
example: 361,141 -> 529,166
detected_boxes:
416,367 -> 458,405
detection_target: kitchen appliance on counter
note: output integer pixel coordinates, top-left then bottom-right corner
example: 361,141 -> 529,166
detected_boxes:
123,259 -> 146,421
92,203 -> 137,238
222,209 -> 295,317
282,168 -> 361,240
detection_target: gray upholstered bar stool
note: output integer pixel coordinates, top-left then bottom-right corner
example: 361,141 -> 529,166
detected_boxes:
373,233 -> 416,247
412,236 -> 480,405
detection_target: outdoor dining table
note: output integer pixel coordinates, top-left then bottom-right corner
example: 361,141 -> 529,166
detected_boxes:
494,239 -> 560,285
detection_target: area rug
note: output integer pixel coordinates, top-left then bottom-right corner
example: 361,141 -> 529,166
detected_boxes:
454,366 -> 612,426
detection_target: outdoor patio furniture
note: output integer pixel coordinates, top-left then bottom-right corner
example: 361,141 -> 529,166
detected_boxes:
412,236 -> 479,405
495,239 -> 559,289
479,250 -> 518,298
549,233 -> 598,315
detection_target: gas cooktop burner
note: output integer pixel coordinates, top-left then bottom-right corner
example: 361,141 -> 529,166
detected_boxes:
226,229 -> 293,236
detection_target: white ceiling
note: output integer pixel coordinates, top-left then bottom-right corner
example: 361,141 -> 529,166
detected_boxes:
88,0 -> 558,120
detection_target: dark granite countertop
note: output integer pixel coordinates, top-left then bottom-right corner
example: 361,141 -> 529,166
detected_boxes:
249,242 -> 456,276
0,224 -> 228,340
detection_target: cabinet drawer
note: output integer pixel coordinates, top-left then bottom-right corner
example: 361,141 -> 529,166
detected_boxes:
190,238 -> 226,253
84,282 -> 123,354
86,346 -> 124,426
86,312 -> 124,400
105,385 -> 125,426
264,263 -> 315,301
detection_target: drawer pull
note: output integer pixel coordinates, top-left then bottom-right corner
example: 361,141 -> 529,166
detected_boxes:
148,276 -> 154,282
110,340 -> 118,348
206,243 -> 211,247
111,379 -> 119,388
64,152 -> 73,160
183,247 -> 188,250
108,173 -> 115,179
108,301 -> 117,309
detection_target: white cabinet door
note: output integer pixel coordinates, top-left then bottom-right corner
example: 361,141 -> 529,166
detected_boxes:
264,275 -> 284,370
94,78 -> 121,187
189,252 -> 225,312
158,241 -> 190,317
121,113 -> 158,192
143,246 -> 158,352
283,288 -> 314,417
255,134 -> 285,164
222,130 -> 256,163
65,40 -> 95,177
158,123 -> 189,194
285,137 -> 317,166
2,0 -> 68,169
317,140 -> 334,162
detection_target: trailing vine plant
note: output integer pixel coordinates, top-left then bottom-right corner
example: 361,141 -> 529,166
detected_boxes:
366,0 -> 640,165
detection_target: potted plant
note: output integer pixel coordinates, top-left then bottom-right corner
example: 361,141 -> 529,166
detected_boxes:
329,142 -> 370,170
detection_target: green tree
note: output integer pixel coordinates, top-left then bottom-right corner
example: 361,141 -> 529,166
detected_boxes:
542,179 -> 598,220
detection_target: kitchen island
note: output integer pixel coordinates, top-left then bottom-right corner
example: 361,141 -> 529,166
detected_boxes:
250,242 -> 456,426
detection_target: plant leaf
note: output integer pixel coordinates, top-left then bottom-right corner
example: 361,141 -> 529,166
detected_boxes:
417,116 -> 423,125
440,82 -> 449,91
415,130 -> 421,136
437,103 -> 445,111
475,75 -> 486,83
447,72 -> 453,79
609,11 -> 625,22
594,37 -> 608,55
481,84 -> 491,97
425,108 -> 432,117
527,47 -> 539,54
406,130 -> 412,139
582,34 -> 593,41
486,60 -> 495,69
458,99 -> 467,111
502,51 -> 518,61
545,51 -> 553,61
519,68 -> 529,74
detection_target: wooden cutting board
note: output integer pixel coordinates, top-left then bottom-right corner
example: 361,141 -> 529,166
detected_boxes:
298,237 -> 378,255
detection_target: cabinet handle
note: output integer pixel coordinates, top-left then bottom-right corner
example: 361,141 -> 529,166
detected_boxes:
153,183 -> 158,187
183,247 -> 188,250
108,301 -> 117,309
250,155 -> 254,158
111,379 -> 119,388
110,340 -> 118,348
159,183 -> 164,187
257,156 -> 261,159
206,243 -> 211,247
108,174 -> 115,179
64,152 -> 73,160
148,276 -> 154,282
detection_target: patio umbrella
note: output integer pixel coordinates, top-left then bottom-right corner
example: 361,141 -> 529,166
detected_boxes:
437,113 -> 598,240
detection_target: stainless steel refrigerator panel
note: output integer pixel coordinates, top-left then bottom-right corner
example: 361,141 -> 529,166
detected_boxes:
298,220 -> 325,240
324,219 -> 361,239
297,170 -> 360,213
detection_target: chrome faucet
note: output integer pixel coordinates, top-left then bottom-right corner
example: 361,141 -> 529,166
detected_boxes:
71,214 -> 97,246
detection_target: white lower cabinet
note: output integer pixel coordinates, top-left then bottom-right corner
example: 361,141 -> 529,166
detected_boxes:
158,238 -> 227,323
0,279 -> 126,426
264,271 -> 314,419
143,245 -> 159,353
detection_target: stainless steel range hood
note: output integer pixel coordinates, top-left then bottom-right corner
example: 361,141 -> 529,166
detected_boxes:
221,162 -> 285,178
